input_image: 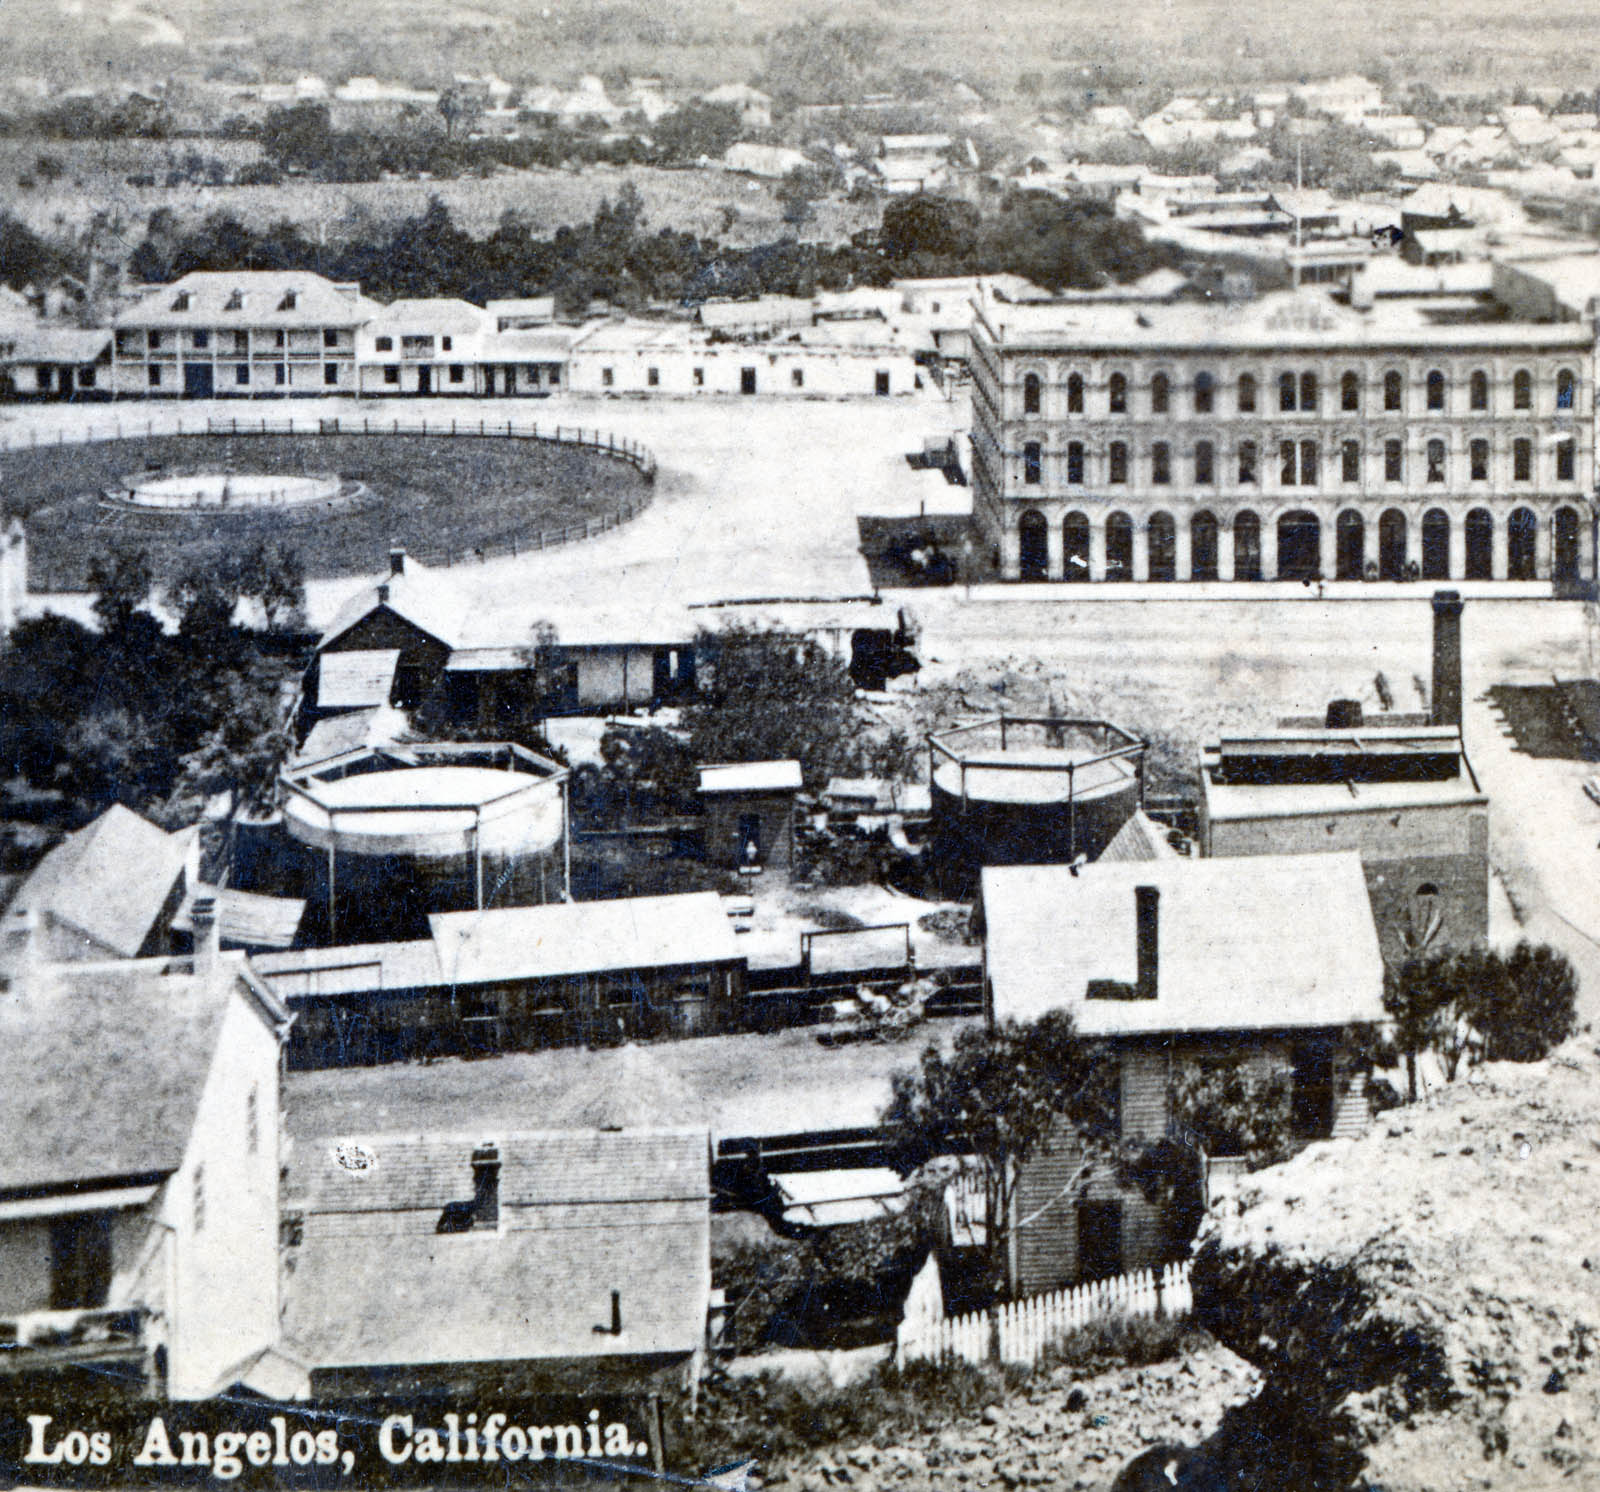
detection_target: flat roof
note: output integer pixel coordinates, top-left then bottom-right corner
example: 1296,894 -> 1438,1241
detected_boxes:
975,287 -> 1590,351
1203,774 -> 1486,820
699,761 -> 803,794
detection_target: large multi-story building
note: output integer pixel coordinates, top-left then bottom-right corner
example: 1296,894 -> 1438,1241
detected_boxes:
112,271 -> 380,399
971,286 -> 1596,585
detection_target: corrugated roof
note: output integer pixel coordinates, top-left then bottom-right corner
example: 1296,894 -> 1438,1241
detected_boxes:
170,883 -> 305,951
982,852 -> 1384,1037
699,761 -> 803,794
284,1128 -> 709,1368
317,649 -> 399,709
6,806 -> 193,960
429,892 -> 743,986
0,955 -> 272,1192
116,271 -> 380,329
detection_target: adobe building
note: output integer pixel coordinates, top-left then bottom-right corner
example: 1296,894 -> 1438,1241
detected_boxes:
698,761 -> 803,874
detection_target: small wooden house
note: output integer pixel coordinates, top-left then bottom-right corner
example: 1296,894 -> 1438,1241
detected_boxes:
699,761 -> 803,874
981,851 -> 1385,1294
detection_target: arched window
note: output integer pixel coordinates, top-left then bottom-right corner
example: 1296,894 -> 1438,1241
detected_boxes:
1336,510 -> 1365,580
1064,512 -> 1091,580
1379,509 -> 1407,580
1237,440 -> 1259,484
1148,511 -> 1176,581
1194,440 -> 1215,484
1237,372 -> 1257,413
1513,368 -> 1532,410
1151,441 -> 1171,484
1426,438 -> 1446,483
1557,367 -> 1576,411
1105,512 -> 1135,581
1422,508 -> 1450,579
1465,508 -> 1493,579
1340,370 -> 1359,411
1554,506 -> 1582,582
1277,510 -> 1321,582
1108,441 -> 1129,483
1278,371 -> 1297,411
1469,369 -> 1488,411
1299,372 -> 1318,411
1384,370 -> 1403,411
1557,438 -> 1576,482
1109,372 -> 1127,413
1193,372 -> 1215,414
1023,440 -> 1042,484
1066,441 -> 1084,484
1426,369 -> 1446,411
1023,372 -> 1041,414
1151,371 -> 1170,414
1233,510 -> 1262,581
1018,510 -> 1048,581
1513,437 -> 1532,482
1340,439 -> 1360,483
1067,372 -> 1084,413
1191,511 -> 1219,581
1470,438 -> 1489,481
1508,507 -> 1538,579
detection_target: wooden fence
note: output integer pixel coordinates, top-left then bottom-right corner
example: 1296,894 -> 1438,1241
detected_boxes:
1,412 -> 658,573
896,1261 -> 1192,1369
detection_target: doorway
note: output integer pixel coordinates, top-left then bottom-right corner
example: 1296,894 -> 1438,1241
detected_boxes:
741,367 -> 757,395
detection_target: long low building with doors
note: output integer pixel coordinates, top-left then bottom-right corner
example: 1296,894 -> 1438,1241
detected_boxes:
971,276 -> 1598,585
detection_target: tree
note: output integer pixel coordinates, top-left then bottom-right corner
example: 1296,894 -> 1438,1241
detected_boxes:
87,545 -> 155,639
776,166 -> 825,227
879,192 -> 980,266
683,625 -> 862,790
236,540 -> 306,632
1383,942 -> 1578,1098
437,87 -> 483,141
651,100 -> 742,164
883,1013 -> 1118,1298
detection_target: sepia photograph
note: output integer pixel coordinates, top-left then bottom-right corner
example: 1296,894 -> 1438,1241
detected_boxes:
0,1 -> 1597,1487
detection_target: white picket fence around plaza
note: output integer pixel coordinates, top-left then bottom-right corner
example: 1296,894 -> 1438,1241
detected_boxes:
896,1260 -> 1192,1369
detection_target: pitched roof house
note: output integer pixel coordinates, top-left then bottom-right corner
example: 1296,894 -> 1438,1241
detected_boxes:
0,919 -> 292,1398
980,852 -> 1385,1293
2,805 -> 197,963
283,1127 -> 712,1394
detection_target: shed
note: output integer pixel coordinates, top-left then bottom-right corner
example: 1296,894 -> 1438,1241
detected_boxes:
698,761 -> 803,874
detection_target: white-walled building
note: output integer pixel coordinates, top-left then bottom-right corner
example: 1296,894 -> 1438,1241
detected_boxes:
112,271 -> 379,399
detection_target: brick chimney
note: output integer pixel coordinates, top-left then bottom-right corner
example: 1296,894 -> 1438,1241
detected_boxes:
191,894 -> 221,971
1431,589 -> 1464,729
388,548 -> 408,577
1134,885 -> 1159,999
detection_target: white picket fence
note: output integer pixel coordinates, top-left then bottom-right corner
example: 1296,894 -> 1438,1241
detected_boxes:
896,1261 -> 1192,1369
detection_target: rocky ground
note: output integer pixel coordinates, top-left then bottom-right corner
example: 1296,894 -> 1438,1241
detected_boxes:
754,1337 -> 1260,1492
1190,1041 -> 1600,1491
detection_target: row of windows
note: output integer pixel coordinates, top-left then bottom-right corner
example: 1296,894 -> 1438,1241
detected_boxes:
1014,504 -> 1585,582
145,363 -> 346,387
373,334 -> 455,353
1018,435 -> 1577,486
1018,366 -> 1578,417
119,329 -> 346,352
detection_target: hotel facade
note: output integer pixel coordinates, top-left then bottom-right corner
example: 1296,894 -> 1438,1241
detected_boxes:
971,288 -> 1597,585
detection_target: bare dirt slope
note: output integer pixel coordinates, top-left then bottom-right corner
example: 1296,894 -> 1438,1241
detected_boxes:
1189,1042 -> 1600,1491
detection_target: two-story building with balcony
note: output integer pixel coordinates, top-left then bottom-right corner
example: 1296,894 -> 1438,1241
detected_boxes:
970,287 -> 1596,586
111,271 -> 380,399
0,906 -> 292,1398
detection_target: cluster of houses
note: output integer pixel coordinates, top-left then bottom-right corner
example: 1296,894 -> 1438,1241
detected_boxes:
0,267 -> 1049,405
0,569 -> 1486,1397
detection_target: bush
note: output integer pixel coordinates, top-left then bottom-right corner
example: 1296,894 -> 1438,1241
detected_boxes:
1039,1311 -> 1199,1374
